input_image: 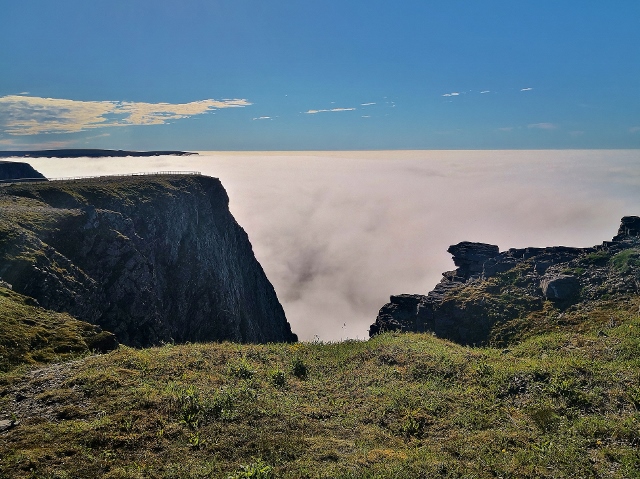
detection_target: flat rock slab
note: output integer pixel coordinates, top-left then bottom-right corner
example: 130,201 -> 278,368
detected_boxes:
0,419 -> 20,432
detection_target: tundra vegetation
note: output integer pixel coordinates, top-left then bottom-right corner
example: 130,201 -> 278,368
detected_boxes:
1,179 -> 638,477
1,284 -> 639,478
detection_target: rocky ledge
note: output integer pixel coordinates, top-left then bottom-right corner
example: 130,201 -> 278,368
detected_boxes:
370,216 -> 640,345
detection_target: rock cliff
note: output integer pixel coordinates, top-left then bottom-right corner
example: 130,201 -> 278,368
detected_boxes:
0,161 -> 46,182
0,174 -> 297,346
370,217 -> 640,345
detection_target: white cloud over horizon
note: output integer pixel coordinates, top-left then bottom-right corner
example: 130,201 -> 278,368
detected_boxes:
0,95 -> 251,135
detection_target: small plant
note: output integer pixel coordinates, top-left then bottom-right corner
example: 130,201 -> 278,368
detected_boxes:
188,431 -> 201,448
208,389 -> 235,420
528,405 -> 561,432
230,359 -> 255,379
227,459 -> 273,479
474,362 -> 493,377
268,368 -> 286,388
400,410 -> 430,438
291,357 -> 308,379
167,383 -> 204,428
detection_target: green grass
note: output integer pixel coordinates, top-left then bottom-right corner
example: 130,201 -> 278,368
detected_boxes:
1,297 -> 639,478
0,287 -> 116,373
611,248 -> 640,274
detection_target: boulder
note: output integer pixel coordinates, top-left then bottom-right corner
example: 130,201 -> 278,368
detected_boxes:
540,274 -> 580,300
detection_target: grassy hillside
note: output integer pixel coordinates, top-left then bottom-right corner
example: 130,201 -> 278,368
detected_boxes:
0,287 -> 116,373
1,296 -> 639,478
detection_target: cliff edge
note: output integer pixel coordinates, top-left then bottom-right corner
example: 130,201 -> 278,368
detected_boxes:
0,174 -> 296,346
370,217 -> 640,346
0,161 -> 46,182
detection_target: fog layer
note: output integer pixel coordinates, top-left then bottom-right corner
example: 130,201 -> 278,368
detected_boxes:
18,150 -> 640,341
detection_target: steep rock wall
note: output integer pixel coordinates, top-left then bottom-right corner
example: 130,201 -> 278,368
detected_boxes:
0,174 -> 296,346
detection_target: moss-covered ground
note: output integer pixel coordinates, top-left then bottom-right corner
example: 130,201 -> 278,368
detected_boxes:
1,296 -> 639,478
0,288 -> 113,373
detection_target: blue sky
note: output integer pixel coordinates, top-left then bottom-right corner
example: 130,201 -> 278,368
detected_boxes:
1,1 -> 639,150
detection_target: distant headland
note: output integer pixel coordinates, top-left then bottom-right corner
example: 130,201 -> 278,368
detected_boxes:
0,149 -> 198,158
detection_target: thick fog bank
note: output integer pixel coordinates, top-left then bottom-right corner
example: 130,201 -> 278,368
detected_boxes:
17,150 -> 640,341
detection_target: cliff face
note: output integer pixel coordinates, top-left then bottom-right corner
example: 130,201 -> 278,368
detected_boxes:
0,161 -> 46,182
0,174 -> 296,346
371,217 -> 640,346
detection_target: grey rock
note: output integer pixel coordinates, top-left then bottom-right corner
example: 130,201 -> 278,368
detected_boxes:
0,419 -> 19,432
541,274 -> 580,300
447,242 -> 500,279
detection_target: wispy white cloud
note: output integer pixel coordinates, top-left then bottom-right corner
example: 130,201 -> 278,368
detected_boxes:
480,90 -> 490,94
0,95 -> 251,135
0,137 -> 76,149
442,92 -> 460,97
361,115 -> 371,118
629,126 -> 640,133
520,87 -> 534,92
252,116 -> 272,121
360,102 -> 376,106
528,122 -> 557,130
18,92 -> 29,95
304,108 -> 356,114
498,127 -> 514,131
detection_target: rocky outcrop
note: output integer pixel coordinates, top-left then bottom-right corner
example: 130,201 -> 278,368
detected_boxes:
613,216 -> 640,241
370,217 -> 640,345
0,174 -> 296,346
447,242 -> 500,279
0,161 -> 46,182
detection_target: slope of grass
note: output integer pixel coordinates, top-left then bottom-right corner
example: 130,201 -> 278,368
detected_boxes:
1,297 -> 639,478
0,287 -> 116,373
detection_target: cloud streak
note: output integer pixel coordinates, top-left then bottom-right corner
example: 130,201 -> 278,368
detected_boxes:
304,108 -> 356,114
0,95 -> 251,135
528,122 -> 557,130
